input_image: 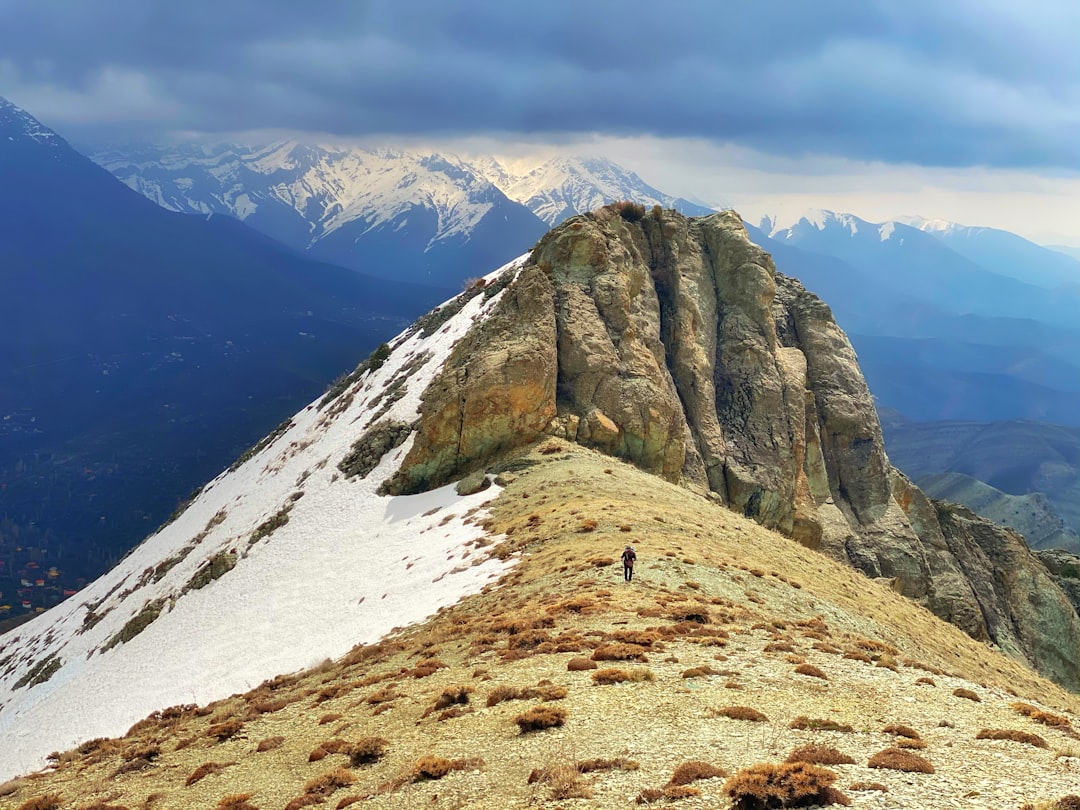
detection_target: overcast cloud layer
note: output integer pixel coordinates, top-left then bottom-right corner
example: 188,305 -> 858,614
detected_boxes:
2,0 -> 1080,171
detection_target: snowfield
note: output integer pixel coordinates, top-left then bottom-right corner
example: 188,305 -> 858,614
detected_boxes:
0,257 -> 528,781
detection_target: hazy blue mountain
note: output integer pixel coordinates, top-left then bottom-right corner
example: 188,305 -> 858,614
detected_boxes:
882,415 -> 1080,547
0,97 -> 448,621
744,217 -> 1080,426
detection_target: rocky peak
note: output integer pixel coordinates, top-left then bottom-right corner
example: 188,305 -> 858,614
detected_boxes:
382,204 -> 1080,690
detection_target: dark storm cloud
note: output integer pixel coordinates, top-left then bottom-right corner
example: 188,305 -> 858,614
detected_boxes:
1,0 -> 1078,168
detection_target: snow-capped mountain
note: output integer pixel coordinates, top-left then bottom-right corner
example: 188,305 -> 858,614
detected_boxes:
0,257 -> 524,781
94,142 -> 549,286
93,146 -> 715,283
475,155 -> 714,225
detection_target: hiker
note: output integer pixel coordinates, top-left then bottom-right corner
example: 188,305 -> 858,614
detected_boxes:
621,545 -> 637,582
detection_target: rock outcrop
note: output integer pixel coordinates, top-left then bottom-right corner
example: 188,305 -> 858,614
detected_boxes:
386,205 -> 1080,690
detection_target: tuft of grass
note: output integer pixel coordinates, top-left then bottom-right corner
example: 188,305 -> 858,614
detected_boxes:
681,665 -> 718,679
669,761 -> 728,785
786,744 -> 856,765
304,767 -> 356,796
255,736 -> 284,753
217,795 -> 258,810
882,723 -> 920,739
591,643 -> 649,662
207,719 -> 244,741
567,657 -> 599,672
848,782 -> 888,792
15,797 -> 65,810
591,667 -> 655,685
789,716 -> 853,732
348,737 -> 389,766
513,706 -> 568,732
527,765 -> 592,800
185,762 -> 230,787
1012,702 -> 1075,730
794,663 -> 827,679
868,747 -> 934,773
953,687 -> 981,702
636,786 -> 702,803
976,728 -> 1049,748
709,705 -> 768,722
723,762 -> 850,808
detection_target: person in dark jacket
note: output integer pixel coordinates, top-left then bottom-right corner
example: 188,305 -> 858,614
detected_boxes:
621,545 -> 637,582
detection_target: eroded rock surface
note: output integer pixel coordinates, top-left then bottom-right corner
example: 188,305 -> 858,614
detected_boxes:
385,206 -> 1080,690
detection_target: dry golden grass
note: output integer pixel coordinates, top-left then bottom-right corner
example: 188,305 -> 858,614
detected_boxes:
7,443 -> 1080,810
868,748 -> 934,773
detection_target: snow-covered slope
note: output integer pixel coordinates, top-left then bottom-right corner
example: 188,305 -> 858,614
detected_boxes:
0,257 -> 528,781
477,155 -> 715,225
93,143 -> 547,285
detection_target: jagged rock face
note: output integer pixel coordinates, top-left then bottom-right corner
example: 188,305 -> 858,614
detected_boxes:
388,206 -> 1080,691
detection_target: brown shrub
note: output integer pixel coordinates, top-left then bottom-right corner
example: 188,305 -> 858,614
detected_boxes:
577,757 -> 639,773
578,519 -> 598,533
896,738 -> 927,750
867,748 -> 934,773
305,767 -> 356,796
207,719 -> 244,741
185,762 -> 230,786
882,723 -> 920,739
681,665 -> 718,679
256,736 -> 284,753
432,685 -> 474,709
318,712 -> 342,725
217,795 -> 258,810
636,786 -> 702,803
764,641 -> 795,653
1012,702 -> 1074,729
786,745 -> 855,765
976,728 -> 1049,748
724,762 -> 850,808
710,705 -> 768,722
915,676 -> 936,686
605,629 -> 663,647
365,686 -> 399,705
669,761 -> 728,785
789,716 -> 854,732
528,765 -> 593,799
794,663 -> 827,680
513,706 -> 568,732
591,643 -> 649,662
591,667 -> 654,685
848,782 -> 888,792
16,797 -> 65,810
408,658 -> 448,678
283,795 -> 322,810
953,687 -> 981,702
842,650 -> 872,663
348,737 -> 389,766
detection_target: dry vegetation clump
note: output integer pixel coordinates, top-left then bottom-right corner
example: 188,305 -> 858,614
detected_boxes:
848,782 -> 888,792
486,682 -> 568,706
318,712 -> 343,725
789,716 -> 854,732
577,757 -> 640,773
527,765 -> 592,800
217,795 -> 258,810
207,719 -> 244,741
347,736 -> 389,766
591,643 -> 650,662
1012,702 -> 1075,730
896,738 -> 928,750
407,658 -> 449,678
513,705 -> 568,732
794,663 -> 827,679
15,797 -> 65,810
953,687 -> 981,702
567,656 -> 599,671
255,736 -> 284,752
185,762 -> 232,786
409,756 -> 483,782
303,766 -> 357,796
681,665 -> 718,678
591,667 -> 655,685
842,650 -> 872,663
723,762 -> 850,808
364,685 -> 399,705
785,745 -> 856,765
915,676 -> 936,686
636,786 -> 702,803
669,761 -> 728,785
867,748 -> 934,773
710,705 -> 769,722
764,641 -> 796,653
882,723 -> 920,739
976,728 -> 1049,748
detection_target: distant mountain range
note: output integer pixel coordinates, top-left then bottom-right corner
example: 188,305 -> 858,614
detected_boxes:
744,210 -> 1080,427
94,144 -> 711,286
0,97 -> 448,623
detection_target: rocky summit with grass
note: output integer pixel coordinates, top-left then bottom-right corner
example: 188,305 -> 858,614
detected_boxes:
2,206 -> 1080,809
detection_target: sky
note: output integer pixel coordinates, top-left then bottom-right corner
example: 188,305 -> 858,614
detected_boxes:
1,0 -> 1079,244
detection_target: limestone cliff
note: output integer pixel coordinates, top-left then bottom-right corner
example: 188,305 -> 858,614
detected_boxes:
385,205 -> 1080,690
